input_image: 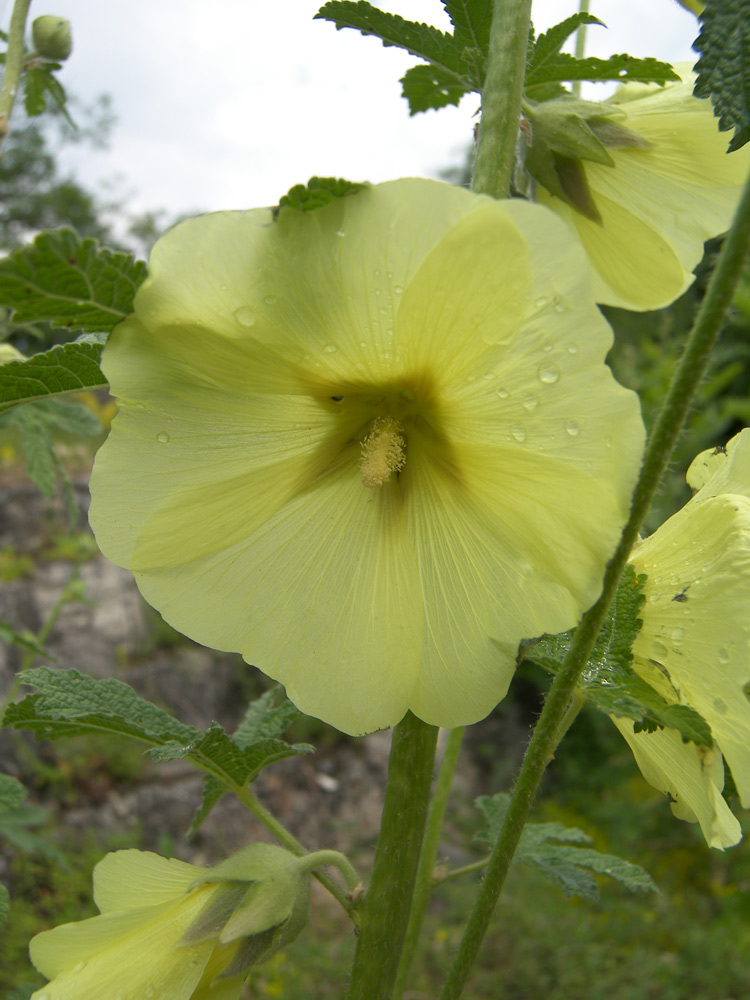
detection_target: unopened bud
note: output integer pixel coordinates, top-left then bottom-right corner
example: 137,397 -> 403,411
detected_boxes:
32,16 -> 72,61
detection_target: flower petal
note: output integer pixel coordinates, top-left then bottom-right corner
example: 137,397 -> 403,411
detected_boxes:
687,428 -> 750,498
136,454 -> 423,736
610,717 -> 741,850
93,850 -> 204,913
631,494 -> 750,807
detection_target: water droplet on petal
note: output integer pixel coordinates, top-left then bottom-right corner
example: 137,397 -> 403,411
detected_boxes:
394,284 -> 404,294
534,296 -> 549,308
233,306 -> 256,328
145,987 -> 155,999
538,362 -> 560,384
554,301 -> 565,313
496,388 -> 510,399
156,432 -> 170,444
713,698 -> 728,715
565,419 -> 580,437
718,648 -> 730,664
264,294 -> 277,305
324,344 -> 338,353
651,640 -> 669,659
511,422 -> 527,443
671,626 -> 684,643
522,394 -> 538,411
567,343 -> 579,354
336,230 -> 345,237
72,963 -> 87,974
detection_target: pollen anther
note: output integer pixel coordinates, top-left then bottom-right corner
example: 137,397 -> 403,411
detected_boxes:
360,417 -> 405,488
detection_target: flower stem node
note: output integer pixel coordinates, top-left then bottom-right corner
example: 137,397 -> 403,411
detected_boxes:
360,417 -> 405,487
31,15 -> 72,60
28,844 -> 327,1000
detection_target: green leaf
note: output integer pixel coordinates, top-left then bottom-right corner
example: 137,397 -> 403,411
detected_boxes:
189,775 -> 227,838
694,0 -> 750,152
0,774 -> 65,864
0,882 -> 8,927
232,685 -> 300,748
0,228 -> 146,333
0,775 -> 26,812
6,669 -> 314,837
527,13 -> 604,77
277,176 -> 367,214
475,794 -> 658,900
0,341 -> 107,410
0,621 -> 55,661
441,0 -> 492,50
526,53 -> 679,99
315,1 -> 464,76
23,63 -> 73,125
400,63 -> 470,114
527,566 -> 713,747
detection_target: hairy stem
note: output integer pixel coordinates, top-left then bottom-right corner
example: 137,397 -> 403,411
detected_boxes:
471,0 -> 532,199
0,0 -> 33,146
439,165 -> 750,1000
393,726 -> 466,1000
346,712 -> 439,1000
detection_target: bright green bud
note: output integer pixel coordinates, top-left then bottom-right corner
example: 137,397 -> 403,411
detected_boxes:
31,15 -> 72,61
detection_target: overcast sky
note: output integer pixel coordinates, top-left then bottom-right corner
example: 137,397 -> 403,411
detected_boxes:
2,0 -> 701,224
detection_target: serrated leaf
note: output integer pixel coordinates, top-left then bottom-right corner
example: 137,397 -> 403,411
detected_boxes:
441,0 -> 492,50
526,53 -> 679,99
527,567 -> 713,747
0,228 -> 146,334
315,1 -> 464,76
189,775 -> 228,838
400,63 -> 470,115
694,0 -> 750,152
23,64 -> 73,124
0,341 -> 107,410
0,622 -> 55,661
0,775 -> 27,812
277,176 -> 367,214
475,794 -> 658,900
527,13 -> 604,76
232,686 -> 299,748
0,882 -> 8,926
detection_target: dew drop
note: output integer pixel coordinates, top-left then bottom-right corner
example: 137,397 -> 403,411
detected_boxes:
324,343 -> 338,353
511,422 -> 527,443
145,986 -> 155,999
379,306 -> 388,315
553,301 -> 565,313
263,294 -> 277,305
394,284 -> 404,294
72,962 -> 87,974
482,371 -> 495,381
233,306 -> 256,328
671,626 -> 684,643
718,648 -> 730,664
336,230 -> 345,237
156,432 -> 170,444
496,388 -> 510,399
374,287 -> 382,296
567,343 -> 579,355
651,640 -> 669,659
542,341 -> 554,352
534,296 -> 549,308
565,419 -> 580,437
538,362 -> 560,384
713,698 -> 728,715
522,394 -> 538,411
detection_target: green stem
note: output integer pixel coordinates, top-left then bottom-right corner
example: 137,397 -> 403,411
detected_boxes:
296,849 -> 361,892
471,0 -> 532,199
346,712 -> 439,1000
572,0 -> 590,97
435,857 -> 492,884
393,726 -> 466,1000
439,164 -> 750,1000
233,784 -> 359,923
0,0 -> 33,147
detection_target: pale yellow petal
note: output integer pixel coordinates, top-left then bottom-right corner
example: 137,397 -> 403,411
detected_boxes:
93,850 -> 204,913
610,717 -> 741,850
687,428 -> 750,498
136,454 -> 423,736
631,494 -> 750,806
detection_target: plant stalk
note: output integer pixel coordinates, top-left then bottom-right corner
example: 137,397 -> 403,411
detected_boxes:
439,164 -> 750,1000
345,712 -> 439,1000
0,0 -> 33,146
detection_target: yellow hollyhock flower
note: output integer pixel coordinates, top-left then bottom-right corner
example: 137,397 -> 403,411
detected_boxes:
613,430 -> 750,848
533,71 -> 750,311
29,845 -> 312,1000
89,178 -> 644,736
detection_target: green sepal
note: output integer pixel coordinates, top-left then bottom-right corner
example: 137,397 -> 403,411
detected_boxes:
277,176 -> 367,215
526,566 -> 713,748
475,793 -> 658,900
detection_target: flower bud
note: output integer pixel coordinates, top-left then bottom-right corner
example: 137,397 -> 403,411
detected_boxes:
31,15 -> 72,61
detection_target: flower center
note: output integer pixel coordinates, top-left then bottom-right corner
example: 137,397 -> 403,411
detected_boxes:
360,417 -> 406,488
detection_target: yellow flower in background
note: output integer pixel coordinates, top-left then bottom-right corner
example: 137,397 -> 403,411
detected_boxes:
89,179 -> 644,736
534,71 -> 750,311
30,845 -> 312,1000
613,430 -> 750,849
